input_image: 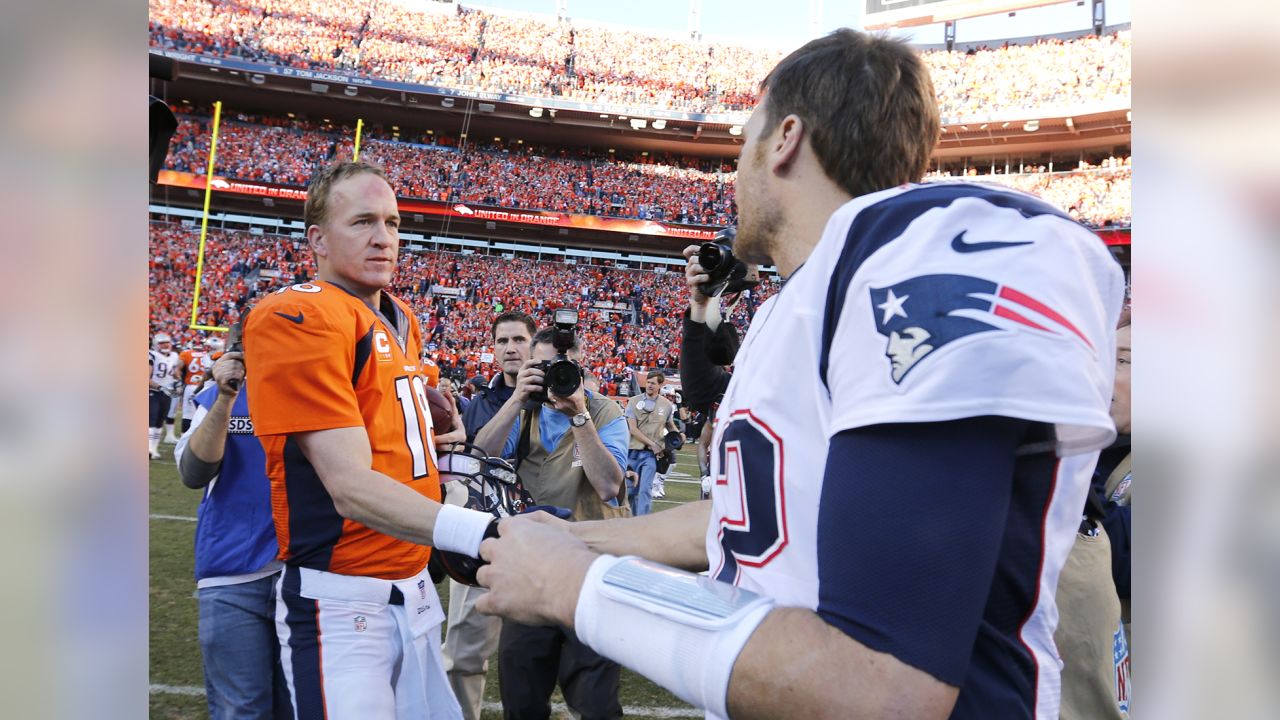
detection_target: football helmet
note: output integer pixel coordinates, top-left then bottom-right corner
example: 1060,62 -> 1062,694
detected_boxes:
430,443 -> 535,586
153,332 -> 172,349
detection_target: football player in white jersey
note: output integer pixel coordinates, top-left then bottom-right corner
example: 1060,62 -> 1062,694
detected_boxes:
474,29 -> 1124,720
148,332 -> 181,459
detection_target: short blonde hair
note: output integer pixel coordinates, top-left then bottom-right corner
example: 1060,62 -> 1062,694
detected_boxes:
303,160 -> 392,229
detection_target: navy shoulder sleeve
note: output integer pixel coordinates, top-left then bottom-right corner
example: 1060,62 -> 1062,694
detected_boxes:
816,416 -> 1030,685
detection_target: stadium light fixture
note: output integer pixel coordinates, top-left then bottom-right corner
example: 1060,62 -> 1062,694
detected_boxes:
344,86 -> 358,97
529,107 -> 544,118
1002,122 -> 1011,128
960,125 -> 969,131
728,125 -> 742,136
979,124 -> 988,130
1126,110 -> 1132,122
599,114 -> 610,119
548,109 -> 556,117
630,118 -> 647,130
1023,120 -> 1040,132
618,115 -> 628,120
478,103 -> 496,112
651,119 -> 666,130
391,125 -> 399,130
310,82 -> 329,93
441,98 -> 455,108
250,73 -> 265,85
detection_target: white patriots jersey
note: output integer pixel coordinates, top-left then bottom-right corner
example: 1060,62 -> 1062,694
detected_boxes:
703,182 -> 1124,718
149,349 -> 180,390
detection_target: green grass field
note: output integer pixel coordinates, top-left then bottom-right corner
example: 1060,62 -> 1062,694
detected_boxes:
149,445 -> 706,719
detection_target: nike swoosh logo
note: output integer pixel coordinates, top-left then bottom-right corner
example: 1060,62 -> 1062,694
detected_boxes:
951,231 -> 1033,253
274,311 -> 304,324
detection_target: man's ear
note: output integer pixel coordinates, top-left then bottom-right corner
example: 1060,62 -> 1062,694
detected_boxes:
306,224 -> 326,258
770,114 -> 806,175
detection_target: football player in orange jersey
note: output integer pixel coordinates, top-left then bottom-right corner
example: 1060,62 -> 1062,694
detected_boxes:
244,162 -> 495,720
176,337 -> 221,434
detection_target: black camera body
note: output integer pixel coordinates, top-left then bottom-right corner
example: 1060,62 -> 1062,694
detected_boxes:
222,308 -> 248,391
530,309 -> 583,403
698,226 -> 759,298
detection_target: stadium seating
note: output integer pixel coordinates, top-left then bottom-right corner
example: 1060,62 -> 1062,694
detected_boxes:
148,0 -> 1130,118
148,221 -> 777,382
164,110 -> 1130,228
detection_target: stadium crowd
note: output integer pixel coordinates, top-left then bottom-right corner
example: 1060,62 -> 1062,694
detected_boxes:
149,0 -> 1130,117
149,221 -> 776,390
927,156 -> 1132,228
163,110 -> 1130,228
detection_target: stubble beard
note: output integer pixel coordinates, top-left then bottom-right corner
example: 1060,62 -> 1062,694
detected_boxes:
736,203 -> 782,266
734,156 -> 782,266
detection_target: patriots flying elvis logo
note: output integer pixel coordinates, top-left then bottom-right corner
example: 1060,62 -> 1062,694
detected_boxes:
870,274 -> 1093,383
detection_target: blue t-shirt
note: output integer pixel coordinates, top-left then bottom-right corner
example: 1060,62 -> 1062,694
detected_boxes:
190,384 -> 279,581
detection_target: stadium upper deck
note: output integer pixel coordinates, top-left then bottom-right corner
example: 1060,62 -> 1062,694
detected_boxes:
148,0 -> 1130,121
158,109 -> 1129,229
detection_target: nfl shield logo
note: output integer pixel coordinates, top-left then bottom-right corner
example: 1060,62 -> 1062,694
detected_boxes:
354,615 -> 367,633
418,579 -> 427,600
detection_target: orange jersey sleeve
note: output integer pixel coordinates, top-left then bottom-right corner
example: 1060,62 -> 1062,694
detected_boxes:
244,290 -> 364,436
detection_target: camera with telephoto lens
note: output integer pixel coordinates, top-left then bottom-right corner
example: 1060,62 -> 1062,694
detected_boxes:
529,309 -> 582,403
697,226 -> 758,298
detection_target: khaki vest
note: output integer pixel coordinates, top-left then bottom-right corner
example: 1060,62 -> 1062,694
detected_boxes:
626,394 -> 674,450
516,393 -> 625,521
1055,528 -> 1131,719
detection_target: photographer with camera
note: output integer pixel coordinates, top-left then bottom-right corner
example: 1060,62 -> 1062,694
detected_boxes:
679,228 -> 760,492
624,371 -> 680,517
473,311 -> 631,719
175,341 -> 291,720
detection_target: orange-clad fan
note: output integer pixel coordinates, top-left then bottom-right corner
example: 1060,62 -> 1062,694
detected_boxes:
244,160 -> 498,720
421,353 -> 441,388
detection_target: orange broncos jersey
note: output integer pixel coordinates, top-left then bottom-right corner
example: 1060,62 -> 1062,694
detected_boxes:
421,356 -> 440,388
244,281 -> 441,579
179,348 -> 210,386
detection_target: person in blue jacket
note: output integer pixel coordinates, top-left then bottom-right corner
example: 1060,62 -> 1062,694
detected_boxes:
175,350 -> 289,720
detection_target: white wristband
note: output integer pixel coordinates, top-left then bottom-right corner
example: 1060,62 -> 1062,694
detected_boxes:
432,504 -> 493,557
574,555 -> 773,719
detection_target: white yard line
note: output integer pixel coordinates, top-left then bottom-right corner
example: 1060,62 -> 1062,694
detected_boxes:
150,514 -> 197,522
